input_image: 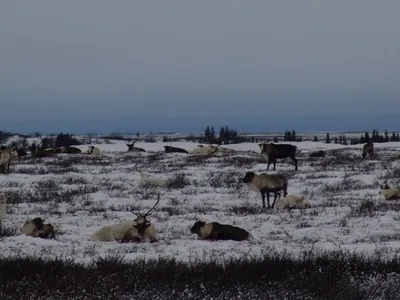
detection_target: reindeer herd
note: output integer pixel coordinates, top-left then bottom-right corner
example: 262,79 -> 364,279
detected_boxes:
0,138 -> 399,244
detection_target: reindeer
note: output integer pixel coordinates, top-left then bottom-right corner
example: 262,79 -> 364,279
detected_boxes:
189,144 -> 220,156
362,141 -> 374,158
163,145 -> 188,154
92,194 -> 160,243
87,145 -> 101,155
64,146 -> 82,154
190,220 -> 253,241
122,194 -> 160,243
127,140 -> 146,152
21,217 -> 56,239
0,147 -> 15,174
276,195 -> 311,210
30,138 -> 57,158
242,171 -> 288,209
134,164 -> 167,188
379,183 -> 400,200
258,142 -> 298,171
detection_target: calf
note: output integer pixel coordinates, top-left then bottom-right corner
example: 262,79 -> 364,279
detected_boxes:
276,195 -> 311,210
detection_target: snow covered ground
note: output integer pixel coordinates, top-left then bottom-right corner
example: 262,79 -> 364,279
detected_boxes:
1,140 -> 400,264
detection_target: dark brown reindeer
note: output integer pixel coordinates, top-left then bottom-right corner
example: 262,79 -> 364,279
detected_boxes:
242,171 -> 288,209
190,221 -> 253,241
64,146 -> 82,154
362,141 -> 374,158
127,139 -> 146,152
258,142 -> 298,171
163,145 -> 188,154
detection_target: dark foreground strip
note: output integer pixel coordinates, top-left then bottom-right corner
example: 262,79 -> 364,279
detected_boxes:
0,250 -> 399,300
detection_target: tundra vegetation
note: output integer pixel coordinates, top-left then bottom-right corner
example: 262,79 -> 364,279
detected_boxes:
1,135 -> 400,299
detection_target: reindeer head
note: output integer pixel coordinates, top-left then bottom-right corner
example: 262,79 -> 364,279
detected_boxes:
190,220 -> 206,234
0,192 -> 6,204
380,183 -> 390,190
258,141 -> 269,153
242,171 -> 256,184
32,217 -> 45,231
127,139 -> 138,151
131,194 -> 160,234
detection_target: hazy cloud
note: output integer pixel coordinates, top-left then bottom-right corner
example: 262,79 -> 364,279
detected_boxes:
1,0 -> 399,132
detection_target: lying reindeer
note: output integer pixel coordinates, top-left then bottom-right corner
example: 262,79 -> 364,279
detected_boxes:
21,217 -> 56,239
276,195 -> 311,210
122,194 -> 160,243
135,164 -> 167,188
64,146 -> 82,154
190,220 -> 253,241
127,139 -> 146,152
87,145 -> 101,155
242,171 -> 288,209
379,183 -> 400,200
189,145 -> 220,156
93,194 -> 160,243
163,145 -> 188,154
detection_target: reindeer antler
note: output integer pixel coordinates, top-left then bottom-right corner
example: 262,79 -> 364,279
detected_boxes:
134,163 -> 146,176
142,193 -> 161,218
207,144 -> 220,157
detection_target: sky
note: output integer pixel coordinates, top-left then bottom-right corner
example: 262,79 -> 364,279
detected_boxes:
1,1 -> 400,134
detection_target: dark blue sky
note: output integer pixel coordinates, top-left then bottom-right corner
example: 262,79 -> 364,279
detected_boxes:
1,1 -> 400,134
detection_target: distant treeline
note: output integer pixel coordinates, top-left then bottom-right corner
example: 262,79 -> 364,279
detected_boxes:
2,127 -> 400,146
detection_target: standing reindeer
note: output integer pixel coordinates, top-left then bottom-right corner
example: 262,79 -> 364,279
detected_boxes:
122,194 -> 160,243
0,147 -> 16,174
242,171 -> 288,209
258,142 -> 298,171
362,141 -> 374,158
127,139 -> 146,152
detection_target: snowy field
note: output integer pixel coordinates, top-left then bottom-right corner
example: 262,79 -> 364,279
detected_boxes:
2,139 -> 400,264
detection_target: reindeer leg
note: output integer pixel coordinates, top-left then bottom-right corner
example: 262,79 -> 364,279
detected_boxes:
266,160 -> 271,170
261,191 -> 266,209
292,156 -> 298,171
271,192 -> 279,209
273,159 -> 276,171
267,192 -> 271,209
